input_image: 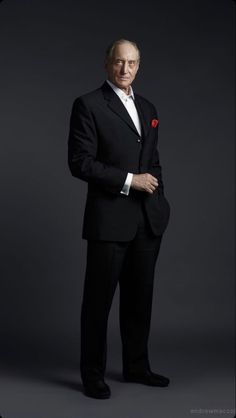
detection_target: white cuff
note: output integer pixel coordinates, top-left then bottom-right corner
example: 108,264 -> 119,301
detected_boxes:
120,173 -> 133,196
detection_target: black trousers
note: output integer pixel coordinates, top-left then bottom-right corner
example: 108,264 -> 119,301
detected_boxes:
80,205 -> 162,381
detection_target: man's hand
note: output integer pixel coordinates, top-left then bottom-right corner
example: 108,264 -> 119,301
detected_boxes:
131,173 -> 158,194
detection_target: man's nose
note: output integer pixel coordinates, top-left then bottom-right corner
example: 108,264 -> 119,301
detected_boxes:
121,61 -> 129,74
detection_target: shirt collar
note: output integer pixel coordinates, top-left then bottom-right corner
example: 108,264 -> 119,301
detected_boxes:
106,79 -> 135,101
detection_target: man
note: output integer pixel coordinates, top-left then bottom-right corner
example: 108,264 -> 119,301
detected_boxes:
68,39 -> 170,399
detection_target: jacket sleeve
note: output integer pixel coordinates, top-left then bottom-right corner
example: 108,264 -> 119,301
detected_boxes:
68,97 -> 127,194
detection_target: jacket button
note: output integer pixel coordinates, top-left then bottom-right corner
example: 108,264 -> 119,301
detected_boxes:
137,138 -> 141,143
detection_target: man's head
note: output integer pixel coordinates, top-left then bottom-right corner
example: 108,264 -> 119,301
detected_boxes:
105,39 -> 140,93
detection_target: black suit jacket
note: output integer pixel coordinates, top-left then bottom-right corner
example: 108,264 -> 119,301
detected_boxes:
68,81 -> 170,241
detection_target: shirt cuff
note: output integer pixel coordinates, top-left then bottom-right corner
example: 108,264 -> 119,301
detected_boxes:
120,173 -> 133,196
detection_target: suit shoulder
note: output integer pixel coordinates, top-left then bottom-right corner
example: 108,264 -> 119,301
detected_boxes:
72,87 -> 102,108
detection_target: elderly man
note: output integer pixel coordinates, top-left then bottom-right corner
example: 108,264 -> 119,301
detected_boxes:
68,39 -> 170,399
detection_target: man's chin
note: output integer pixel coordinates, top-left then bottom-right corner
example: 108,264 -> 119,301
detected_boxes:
116,80 -> 131,90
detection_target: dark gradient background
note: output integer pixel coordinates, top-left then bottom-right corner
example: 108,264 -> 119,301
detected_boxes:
0,0 -> 235,417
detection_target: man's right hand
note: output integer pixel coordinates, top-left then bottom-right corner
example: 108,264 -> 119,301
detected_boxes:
131,173 -> 158,194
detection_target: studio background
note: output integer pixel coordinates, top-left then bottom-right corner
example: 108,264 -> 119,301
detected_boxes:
0,1 -> 234,417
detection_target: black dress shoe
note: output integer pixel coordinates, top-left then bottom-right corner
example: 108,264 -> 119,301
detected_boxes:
83,379 -> 111,399
123,370 -> 170,387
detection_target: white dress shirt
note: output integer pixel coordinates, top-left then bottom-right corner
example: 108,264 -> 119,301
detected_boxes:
106,80 -> 142,195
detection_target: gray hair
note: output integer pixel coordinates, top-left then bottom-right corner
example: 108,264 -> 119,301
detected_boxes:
105,38 -> 140,62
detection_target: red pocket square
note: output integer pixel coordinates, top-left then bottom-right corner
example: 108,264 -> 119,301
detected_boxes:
151,118 -> 159,128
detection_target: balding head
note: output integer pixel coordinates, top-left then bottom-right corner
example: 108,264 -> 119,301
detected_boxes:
105,39 -> 140,63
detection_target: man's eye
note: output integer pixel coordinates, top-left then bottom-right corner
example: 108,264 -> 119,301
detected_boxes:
114,60 -> 136,66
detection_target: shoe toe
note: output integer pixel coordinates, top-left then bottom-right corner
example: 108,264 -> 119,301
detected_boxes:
83,379 -> 111,399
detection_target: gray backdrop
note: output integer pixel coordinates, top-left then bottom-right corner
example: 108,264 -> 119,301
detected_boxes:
0,1 -> 235,417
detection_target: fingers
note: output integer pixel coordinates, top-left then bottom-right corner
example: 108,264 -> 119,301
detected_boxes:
131,173 -> 159,193
151,177 -> 158,187
144,174 -> 158,194
146,186 -> 155,194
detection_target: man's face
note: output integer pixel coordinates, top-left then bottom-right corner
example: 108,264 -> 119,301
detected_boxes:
105,42 -> 140,93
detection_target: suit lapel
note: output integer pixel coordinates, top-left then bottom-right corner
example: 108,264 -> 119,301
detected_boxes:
101,82 -> 141,137
133,94 -> 149,139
